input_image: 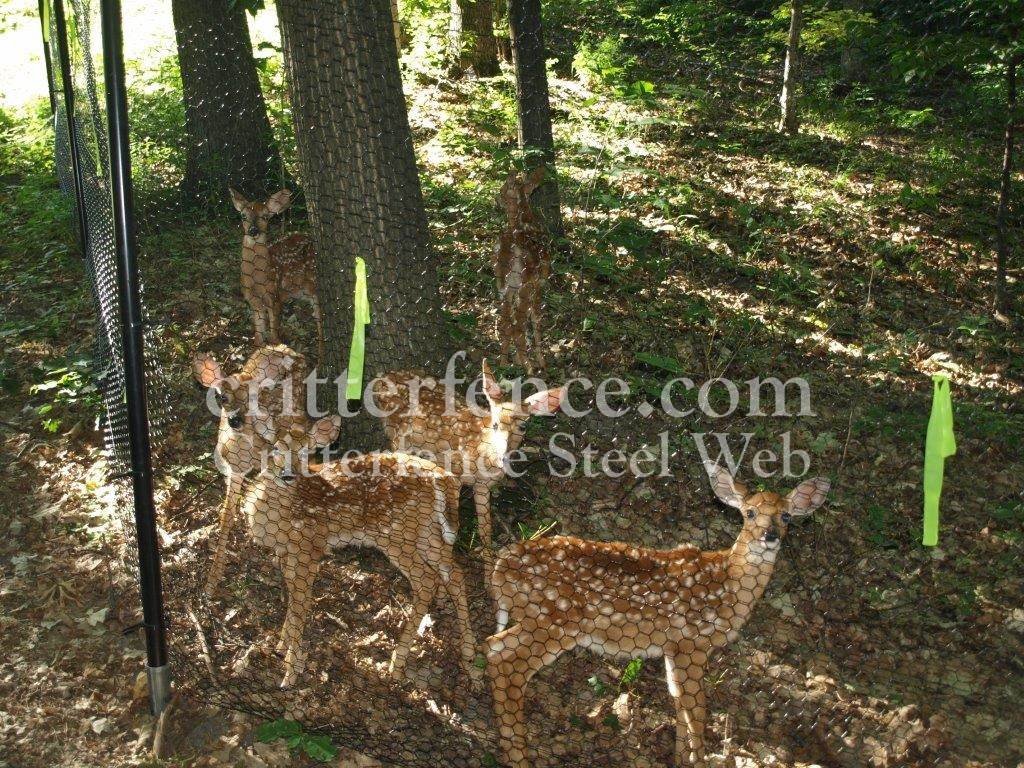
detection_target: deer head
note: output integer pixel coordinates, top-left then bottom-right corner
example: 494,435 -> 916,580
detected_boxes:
193,347 -> 308,480
229,188 -> 293,239
705,460 -> 830,566
480,359 -> 564,456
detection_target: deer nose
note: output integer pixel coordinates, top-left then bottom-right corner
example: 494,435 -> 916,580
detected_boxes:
765,529 -> 779,543
228,414 -> 243,429
247,225 -> 260,237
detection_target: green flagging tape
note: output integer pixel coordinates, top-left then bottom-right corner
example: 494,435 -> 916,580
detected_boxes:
42,0 -> 51,42
922,374 -> 956,546
345,257 -> 370,400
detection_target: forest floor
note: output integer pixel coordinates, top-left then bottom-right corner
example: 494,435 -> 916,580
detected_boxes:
2,0 -> 1024,767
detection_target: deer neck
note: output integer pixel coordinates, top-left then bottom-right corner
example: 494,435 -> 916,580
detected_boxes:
721,535 -> 780,625
242,231 -> 269,255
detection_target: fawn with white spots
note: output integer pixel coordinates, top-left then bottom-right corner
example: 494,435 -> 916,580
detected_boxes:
372,360 -> 566,564
230,188 -> 323,360
493,168 -> 551,373
236,415 -> 479,689
193,344 -> 309,598
485,462 -> 830,767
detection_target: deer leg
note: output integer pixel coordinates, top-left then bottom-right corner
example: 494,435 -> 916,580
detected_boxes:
666,652 -> 707,767
473,481 -> 493,566
511,301 -> 531,374
312,297 -> 324,363
497,302 -> 512,369
250,302 -> 267,346
486,621 -> 571,768
204,475 -> 241,598
279,551 -> 322,688
529,309 -> 545,371
267,297 -> 282,345
274,549 -> 290,653
513,318 -> 531,375
440,558 -> 482,685
389,557 -> 438,681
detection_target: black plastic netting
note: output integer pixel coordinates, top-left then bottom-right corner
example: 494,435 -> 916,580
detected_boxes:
46,0 -> 171,572
47,0 -> 1023,766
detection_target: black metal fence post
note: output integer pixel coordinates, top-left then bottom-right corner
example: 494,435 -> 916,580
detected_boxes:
50,0 -> 91,260
38,0 -> 57,117
98,0 -> 171,716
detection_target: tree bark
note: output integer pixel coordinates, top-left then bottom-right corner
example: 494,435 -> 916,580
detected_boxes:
171,0 -> 279,205
391,0 -> 406,50
509,0 -> 563,238
454,0 -> 500,76
449,0 -> 463,66
275,0 -> 450,423
995,53 -> 1019,316
494,0 -> 513,64
840,0 -> 864,84
778,0 -> 802,134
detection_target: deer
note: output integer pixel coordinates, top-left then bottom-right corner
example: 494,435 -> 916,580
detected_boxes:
237,415 -> 480,689
493,167 -> 551,374
193,344 -> 309,598
229,187 -> 323,361
372,360 -> 566,565
484,462 -> 831,768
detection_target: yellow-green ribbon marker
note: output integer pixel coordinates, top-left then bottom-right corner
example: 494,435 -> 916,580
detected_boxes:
345,257 -> 370,401
922,374 -> 956,546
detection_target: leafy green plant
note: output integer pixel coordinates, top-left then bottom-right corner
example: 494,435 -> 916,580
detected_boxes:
619,658 -> 643,689
573,35 -> 635,91
29,359 -> 98,433
255,719 -> 338,763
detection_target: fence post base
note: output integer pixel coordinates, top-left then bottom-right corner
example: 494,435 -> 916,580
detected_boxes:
147,664 -> 172,717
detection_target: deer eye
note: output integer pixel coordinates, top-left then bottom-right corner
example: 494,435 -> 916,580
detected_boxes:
781,512 -> 792,524
746,510 -> 755,520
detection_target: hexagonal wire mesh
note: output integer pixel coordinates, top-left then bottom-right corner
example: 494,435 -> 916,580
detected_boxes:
47,0 -> 1022,766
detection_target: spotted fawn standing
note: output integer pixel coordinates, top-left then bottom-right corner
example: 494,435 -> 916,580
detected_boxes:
493,168 -> 551,374
372,360 -> 565,564
230,188 -> 323,361
485,462 -> 830,767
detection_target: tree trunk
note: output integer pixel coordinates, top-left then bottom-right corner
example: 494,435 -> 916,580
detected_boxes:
778,0 -> 802,135
995,54 -> 1018,316
391,0 -> 406,50
457,0 -> 500,76
494,0 -> 513,63
275,0 -> 450,426
839,0 -> 864,84
509,0 -> 563,238
172,0 -> 279,206
448,0 -> 464,67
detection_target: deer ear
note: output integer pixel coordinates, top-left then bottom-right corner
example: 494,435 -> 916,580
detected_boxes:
193,354 -> 224,388
704,461 -> 747,509
524,386 -> 564,416
265,189 -> 293,215
308,415 -> 341,450
522,166 -> 547,194
481,359 -> 504,402
228,187 -> 247,212
786,477 -> 830,517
